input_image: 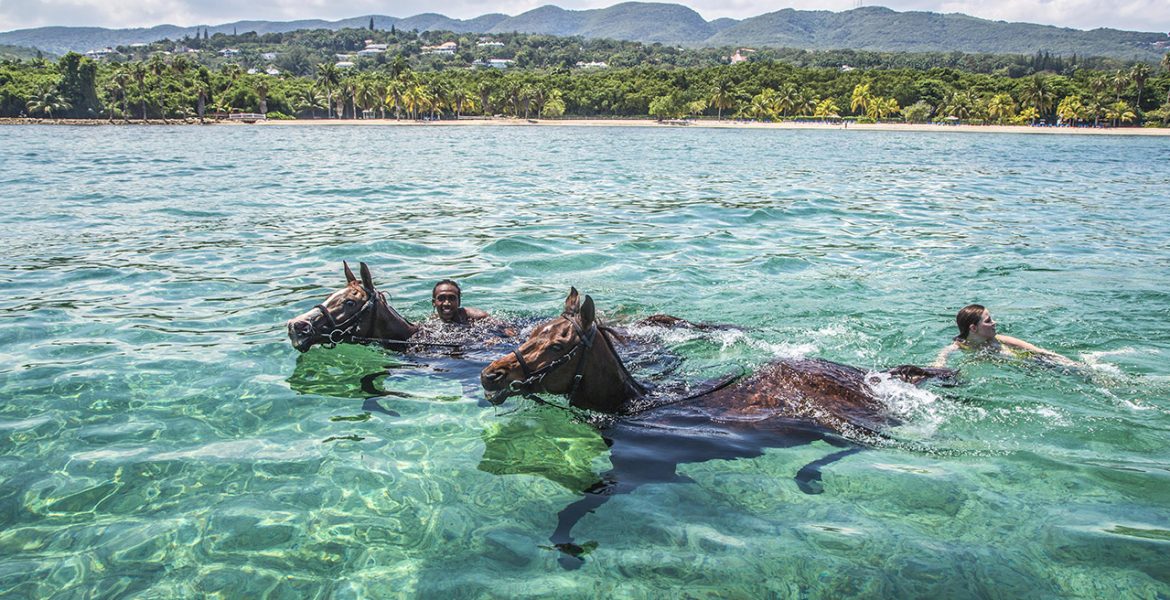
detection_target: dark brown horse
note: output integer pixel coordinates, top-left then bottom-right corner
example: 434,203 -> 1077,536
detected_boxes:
479,288 -> 954,568
286,262 -> 421,353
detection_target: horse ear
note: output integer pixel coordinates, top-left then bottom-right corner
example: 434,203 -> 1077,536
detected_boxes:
564,287 -> 580,315
359,262 -> 375,291
580,295 -> 596,329
343,261 -> 357,283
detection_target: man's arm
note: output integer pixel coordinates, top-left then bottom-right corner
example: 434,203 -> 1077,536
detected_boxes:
462,307 -> 490,322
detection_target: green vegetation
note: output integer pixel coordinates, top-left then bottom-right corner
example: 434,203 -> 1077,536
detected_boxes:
2,4 -> 1166,62
2,28 -> 1168,127
0,44 -> 46,61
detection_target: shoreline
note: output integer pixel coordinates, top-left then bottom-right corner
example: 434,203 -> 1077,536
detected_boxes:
3,116 -> 1169,136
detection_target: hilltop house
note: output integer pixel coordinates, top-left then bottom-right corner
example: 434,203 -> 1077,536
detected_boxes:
730,48 -> 755,64
422,41 -> 458,55
357,42 -> 388,57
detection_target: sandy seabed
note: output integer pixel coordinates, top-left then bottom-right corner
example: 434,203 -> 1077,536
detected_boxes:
4,116 -> 1170,136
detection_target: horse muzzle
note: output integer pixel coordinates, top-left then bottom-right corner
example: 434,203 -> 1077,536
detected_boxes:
287,318 -> 320,352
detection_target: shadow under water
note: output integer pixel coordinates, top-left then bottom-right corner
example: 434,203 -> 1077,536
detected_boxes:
478,402 -> 863,569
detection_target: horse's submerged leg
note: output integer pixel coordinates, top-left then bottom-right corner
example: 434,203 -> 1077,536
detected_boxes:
794,446 -> 863,494
549,476 -> 619,570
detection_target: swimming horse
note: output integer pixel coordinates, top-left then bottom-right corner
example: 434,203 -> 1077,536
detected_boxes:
287,261 -> 444,353
480,288 -> 955,568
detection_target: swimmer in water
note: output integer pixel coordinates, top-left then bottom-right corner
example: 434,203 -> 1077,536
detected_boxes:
933,304 -> 1076,367
431,279 -> 490,325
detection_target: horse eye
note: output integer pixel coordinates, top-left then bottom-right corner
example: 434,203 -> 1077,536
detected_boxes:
550,344 -> 563,351
344,299 -> 355,307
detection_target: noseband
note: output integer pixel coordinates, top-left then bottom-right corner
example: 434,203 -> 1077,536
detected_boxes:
491,314 -> 597,406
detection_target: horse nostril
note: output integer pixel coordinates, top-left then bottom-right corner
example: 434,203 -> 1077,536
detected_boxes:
294,320 -> 311,333
485,369 -> 503,382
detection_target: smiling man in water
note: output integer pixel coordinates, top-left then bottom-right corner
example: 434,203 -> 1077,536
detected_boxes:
431,279 -> 491,325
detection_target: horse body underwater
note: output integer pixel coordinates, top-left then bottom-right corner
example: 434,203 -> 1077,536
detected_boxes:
479,288 -> 954,567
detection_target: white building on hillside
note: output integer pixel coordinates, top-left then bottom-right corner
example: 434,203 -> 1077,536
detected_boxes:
422,41 -> 458,55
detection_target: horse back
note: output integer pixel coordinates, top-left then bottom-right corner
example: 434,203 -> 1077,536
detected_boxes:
696,357 -> 895,437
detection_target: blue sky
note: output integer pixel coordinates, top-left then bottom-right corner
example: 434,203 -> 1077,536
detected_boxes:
2,0 -> 1169,33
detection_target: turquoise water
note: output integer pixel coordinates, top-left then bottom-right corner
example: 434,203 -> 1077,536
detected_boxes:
2,124 -> 1169,598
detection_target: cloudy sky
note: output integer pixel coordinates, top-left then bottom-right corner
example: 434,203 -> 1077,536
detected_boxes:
2,0 -> 1169,33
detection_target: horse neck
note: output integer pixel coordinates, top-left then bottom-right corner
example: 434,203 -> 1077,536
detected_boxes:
367,298 -> 418,341
569,329 -> 645,414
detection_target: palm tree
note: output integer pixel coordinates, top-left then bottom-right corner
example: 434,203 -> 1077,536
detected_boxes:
708,77 -> 735,120
402,82 -> 427,119
131,61 -> 148,121
1056,95 -> 1085,125
147,54 -> 170,123
942,90 -> 976,120
193,67 -> 212,123
26,87 -> 71,119
1130,63 -> 1151,111
294,88 -> 326,119
255,78 -> 269,115
1084,95 -> 1107,127
385,78 -> 406,119
476,79 -> 494,116
1105,100 -> 1135,127
356,78 -> 382,119
541,89 -> 564,118
1109,69 -> 1128,102
110,66 -> 133,123
813,98 -> 840,119
1018,74 -> 1052,121
449,83 -> 472,118
1163,53 -> 1170,102
748,88 -> 779,120
314,62 -> 340,118
100,79 -> 120,122
775,84 -> 799,117
868,96 -> 900,121
850,83 -> 872,116
986,93 -> 1016,124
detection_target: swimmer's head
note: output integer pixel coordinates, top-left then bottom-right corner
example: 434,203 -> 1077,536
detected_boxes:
955,304 -> 987,340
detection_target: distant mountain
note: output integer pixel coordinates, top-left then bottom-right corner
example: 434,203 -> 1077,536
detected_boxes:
485,3 -> 714,43
1,2 -> 1166,61
709,6 -> 1166,59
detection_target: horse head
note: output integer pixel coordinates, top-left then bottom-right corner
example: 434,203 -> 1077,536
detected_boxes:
286,261 -> 417,352
480,288 -> 645,412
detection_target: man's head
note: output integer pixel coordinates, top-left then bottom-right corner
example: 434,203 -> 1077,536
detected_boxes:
432,279 -> 462,323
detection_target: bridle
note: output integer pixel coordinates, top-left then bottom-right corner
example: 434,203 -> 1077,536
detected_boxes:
311,288 -> 382,349
310,287 -> 459,350
489,312 -> 745,417
489,312 -> 598,407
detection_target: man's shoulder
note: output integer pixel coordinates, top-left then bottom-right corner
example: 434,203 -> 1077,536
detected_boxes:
462,307 -> 490,320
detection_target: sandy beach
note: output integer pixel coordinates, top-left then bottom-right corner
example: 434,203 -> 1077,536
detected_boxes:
4,116 -> 1169,136
255,117 -> 1170,136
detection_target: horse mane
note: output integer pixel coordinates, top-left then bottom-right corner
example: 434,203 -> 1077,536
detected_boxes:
596,323 -> 649,399
373,290 -> 415,329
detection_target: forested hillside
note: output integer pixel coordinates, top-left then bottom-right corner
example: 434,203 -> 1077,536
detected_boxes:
2,3 -> 1166,62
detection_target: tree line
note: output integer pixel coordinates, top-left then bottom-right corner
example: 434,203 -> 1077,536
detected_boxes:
3,48 -> 1169,126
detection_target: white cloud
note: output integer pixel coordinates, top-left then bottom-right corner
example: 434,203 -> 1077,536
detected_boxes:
1,0 -> 1168,33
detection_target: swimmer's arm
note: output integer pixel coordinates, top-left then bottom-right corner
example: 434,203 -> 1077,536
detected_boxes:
997,335 -> 1076,366
932,342 -> 959,368
463,307 -> 490,321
